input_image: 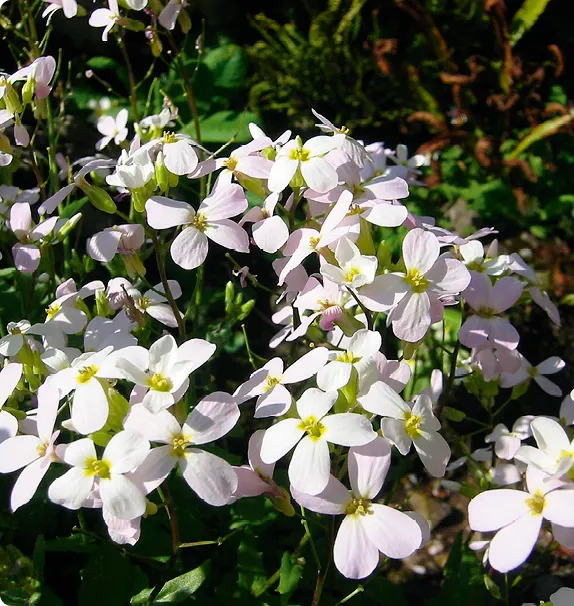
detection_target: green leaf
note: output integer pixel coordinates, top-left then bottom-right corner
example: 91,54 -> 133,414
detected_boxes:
153,560 -> 211,603
59,197 -> 88,219
506,110 -> 574,159
510,0 -> 553,47
443,407 -> 466,422
86,56 -> 120,70
78,545 -> 133,606
277,551 -> 303,598
203,44 -> 247,90
193,110 -> 261,143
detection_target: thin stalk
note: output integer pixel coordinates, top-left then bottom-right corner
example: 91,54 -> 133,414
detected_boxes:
150,231 -> 185,340
117,35 -> 140,122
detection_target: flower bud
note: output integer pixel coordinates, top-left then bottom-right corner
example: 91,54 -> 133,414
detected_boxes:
21,76 -> 35,106
78,180 -> 117,214
1,79 -> 22,114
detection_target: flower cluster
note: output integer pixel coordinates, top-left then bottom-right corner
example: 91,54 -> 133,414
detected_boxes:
0,24 -> 571,594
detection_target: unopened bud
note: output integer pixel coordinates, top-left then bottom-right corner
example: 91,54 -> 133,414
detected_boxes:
21,76 -> 35,106
78,180 -> 117,214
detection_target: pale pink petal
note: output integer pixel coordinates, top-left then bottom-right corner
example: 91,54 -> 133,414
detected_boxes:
204,219 -> 249,253
180,449 -> 237,506
488,514 -> 542,573
0,435 -> 40,472
282,347 -> 330,384
468,489 -> 530,531
426,258 -> 470,294
348,436 -> 391,499
538,356 -> 566,375
322,413 -> 376,447
260,419 -> 304,464
462,271 -> 491,311
252,216 -> 289,253
254,384 -> 292,418
13,243 -> 41,273
487,316 -> 520,350
402,228 -> 439,273
490,276 -> 523,313
171,226 -> 209,270
301,157 -> 338,193
359,274 -> 410,312
104,431 -> 149,474
543,489 -> 574,527
363,503 -> 422,559
48,467 -> 94,510
535,375 -> 562,397
201,184 -> 247,220
11,457 -> 50,511
183,392 -> 239,444
458,315 -> 489,348
100,474 -> 146,520
145,196 -> 193,229
412,431 -> 451,477
334,515 -> 380,579
390,291 -> 431,342
291,474 -> 350,514
87,230 -> 122,262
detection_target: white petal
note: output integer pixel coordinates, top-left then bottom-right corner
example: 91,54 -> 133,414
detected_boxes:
316,360 -> 352,391
11,457 -> 50,511
290,474 -> 350,514
100,474 -> 147,520
413,431 -> 451,477
104,430 -> 150,474
260,419 -> 304,464
322,413 -> 376,447
295,388 -> 337,421
48,467 -> 94,510
288,436 -> 330,495
282,347 -> 330,384
0,435 -> 40,472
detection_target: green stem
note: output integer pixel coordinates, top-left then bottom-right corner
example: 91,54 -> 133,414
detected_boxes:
117,34 -> 140,122
150,231 -> 185,340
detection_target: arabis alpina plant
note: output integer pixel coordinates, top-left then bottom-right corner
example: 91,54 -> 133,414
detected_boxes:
0,22 -> 570,599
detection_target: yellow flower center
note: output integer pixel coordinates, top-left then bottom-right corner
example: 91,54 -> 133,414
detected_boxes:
289,147 -> 311,162
298,416 -> 326,441
136,296 -> 151,310
477,306 -> 496,319
344,267 -> 361,283
345,497 -> 372,516
147,373 -> 173,392
264,376 -> 282,391
309,236 -> 321,249
191,212 -> 208,232
525,490 -> 545,516
404,268 -> 429,293
162,132 -> 178,144
336,351 -> 360,364
36,441 -> 49,457
45,303 -> 61,320
528,366 -> 539,378
223,156 -> 238,172
9,326 -> 22,335
77,365 -> 98,384
170,432 -> 190,458
404,411 -> 423,439
86,458 -> 111,479
466,260 -> 484,272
